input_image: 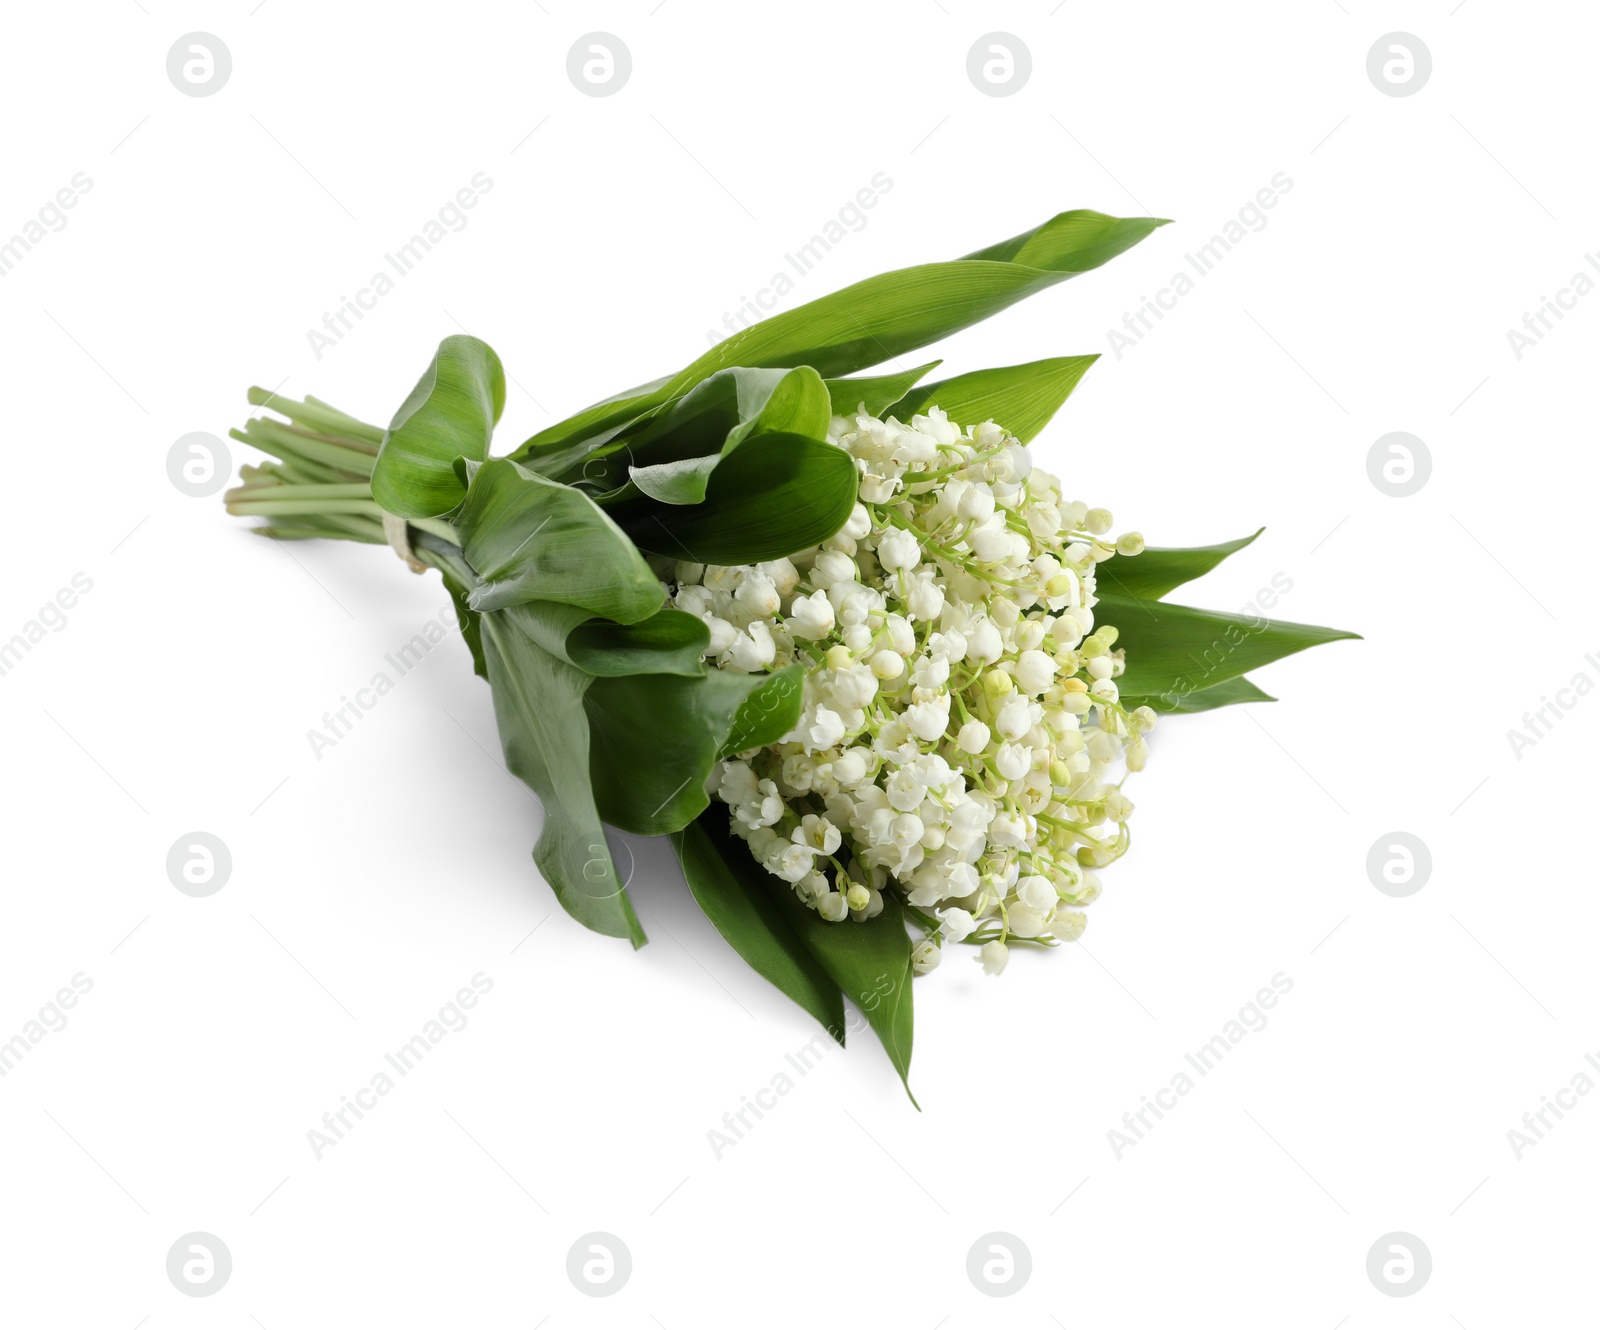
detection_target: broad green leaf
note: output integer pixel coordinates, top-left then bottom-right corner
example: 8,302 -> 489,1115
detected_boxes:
372,336 -> 505,519
509,377 -> 671,476
621,366 -> 833,505
1097,593 -> 1358,707
675,816 -> 845,1040
499,600 -> 707,677
665,211 -> 1166,384
1096,530 -> 1264,602
766,863 -> 917,1104
825,360 -> 941,417
678,807 -> 917,1099
455,458 -> 664,621
612,431 -> 859,566
720,664 -> 804,757
480,611 -> 646,947
1123,675 -> 1276,715
625,455 -> 726,507
512,210 -> 1168,464
645,364 -> 833,463
887,355 -> 1098,443
567,609 -> 708,676
586,667 -> 795,835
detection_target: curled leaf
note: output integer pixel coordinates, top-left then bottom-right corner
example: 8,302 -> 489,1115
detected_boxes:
371,335 -> 505,519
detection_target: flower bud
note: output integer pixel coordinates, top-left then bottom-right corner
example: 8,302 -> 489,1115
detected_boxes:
1125,736 -> 1148,771
957,484 -> 995,520
704,615 -> 738,654
981,669 -> 1014,699
876,526 -> 922,572
817,891 -> 849,922
735,573 -> 781,619
995,743 -> 1030,780
956,719 -> 991,754
978,940 -> 1009,976
870,649 -> 904,680
906,576 -> 945,621
842,624 -> 873,654
938,907 -> 977,941
786,589 -> 835,640
1016,649 -> 1057,695
1051,911 -> 1088,942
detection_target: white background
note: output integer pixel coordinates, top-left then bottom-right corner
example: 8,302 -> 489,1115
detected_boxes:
1,1 -> 1593,1324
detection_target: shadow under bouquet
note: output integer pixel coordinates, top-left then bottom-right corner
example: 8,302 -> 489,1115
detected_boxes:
224,209 -> 1354,1098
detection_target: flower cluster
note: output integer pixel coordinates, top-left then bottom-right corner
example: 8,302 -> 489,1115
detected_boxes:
670,405 -> 1155,976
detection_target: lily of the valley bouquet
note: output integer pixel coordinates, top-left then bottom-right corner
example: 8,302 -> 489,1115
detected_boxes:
225,210 -> 1353,1097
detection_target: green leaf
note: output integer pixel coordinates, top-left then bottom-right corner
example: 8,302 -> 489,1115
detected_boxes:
586,667 -> 796,835
497,600 -> 708,677
1096,593 -> 1358,707
612,431 -> 859,566
766,865 -> 917,1104
508,378 -> 671,476
676,806 -> 919,1102
1096,530 -> 1264,602
825,360 -> 942,417
371,336 -> 505,519
887,355 -> 1099,443
620,365 -> 833,506
567,609 -> 709,676
511,210 -> 1167,464
479,610 -> 646,947
411,529 -> 488,680
720,664 -> 804,757
1123,675 -> 1276,715
439,569 -> 487,680
675,816 -> 844,1040
455,458 -> 664,621
668,211 -> 1167,383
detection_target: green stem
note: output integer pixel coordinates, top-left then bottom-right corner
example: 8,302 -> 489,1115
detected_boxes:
249,387 -> 386,445
226,498 -> 388,519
